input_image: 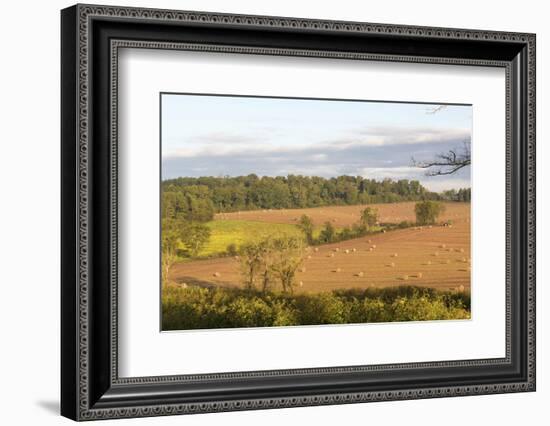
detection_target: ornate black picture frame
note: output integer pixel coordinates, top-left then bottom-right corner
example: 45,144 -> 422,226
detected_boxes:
61,4 -> 536,421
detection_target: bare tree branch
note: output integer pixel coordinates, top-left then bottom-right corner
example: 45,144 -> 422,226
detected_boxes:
412,140 -> 471,176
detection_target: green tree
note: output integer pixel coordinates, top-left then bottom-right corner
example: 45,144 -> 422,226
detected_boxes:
319,221 -> 336,243
270,236 -> 304,293
414,200 -> 446,225
360,207 -> 378,230
183,223 -> 211,257
297,214 -> 314,244
161,218 -> 186,284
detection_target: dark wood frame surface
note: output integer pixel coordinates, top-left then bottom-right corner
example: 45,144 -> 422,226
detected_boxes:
61,4 -> 536,421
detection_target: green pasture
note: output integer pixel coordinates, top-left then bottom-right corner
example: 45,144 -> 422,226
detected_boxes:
199,219 -> 305,257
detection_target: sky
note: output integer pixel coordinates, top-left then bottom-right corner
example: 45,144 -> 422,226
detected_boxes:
161,93 -> 472,192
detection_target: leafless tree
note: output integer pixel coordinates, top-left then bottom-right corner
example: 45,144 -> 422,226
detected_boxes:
412,140 -> 471,176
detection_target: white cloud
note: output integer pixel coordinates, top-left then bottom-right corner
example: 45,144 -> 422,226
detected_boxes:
359,166 -> 425,179
163,125 -> 470,159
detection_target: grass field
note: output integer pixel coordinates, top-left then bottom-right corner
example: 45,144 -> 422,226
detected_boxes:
200,220 -> 303,257
170,202 -> 471,293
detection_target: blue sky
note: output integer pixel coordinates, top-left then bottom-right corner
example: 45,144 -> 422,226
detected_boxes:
161,93 -> 472,192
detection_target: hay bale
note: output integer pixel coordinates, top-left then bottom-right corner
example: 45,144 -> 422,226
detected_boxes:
180,282 -> 188,288
392,253 -> 398,257
433,251 -> 439,256
372,244 -> 377,249
328,253 -> 335,258
458,285 -> 465,292
314,247 -> 319,252
352,248 -> 356,252
357,272 -> 364,277
307,255 -> 312,259
300,267 -> 306,273
368,248 -> 373,252
426,260 -> 432,265
334,248 -> 340,252
445,259 -> 451,264
402,275 -> 409,281
213,272 -> 221,278
367,239 -> 372,244
299,281 -> 304,287
416,272 -> 423,279
345,249 -> 350,254
333,268 -> 341,273
389,262 -> 395,268
439,244 -> 446,249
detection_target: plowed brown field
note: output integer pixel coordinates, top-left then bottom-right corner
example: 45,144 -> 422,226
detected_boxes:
170,202 -> 471,293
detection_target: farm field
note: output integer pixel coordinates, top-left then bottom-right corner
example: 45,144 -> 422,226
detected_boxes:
214,201 -> 469,227
200,220 -> 302,257
170,202 -> 471,293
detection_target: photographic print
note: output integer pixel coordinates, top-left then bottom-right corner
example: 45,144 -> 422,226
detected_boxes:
160,93 -> 472,331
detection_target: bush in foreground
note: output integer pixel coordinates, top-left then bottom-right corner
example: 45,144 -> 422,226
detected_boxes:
162,285 -> 470,330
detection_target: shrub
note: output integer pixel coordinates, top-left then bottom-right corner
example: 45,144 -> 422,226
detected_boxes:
415,200 -> 446,225
226,243 -> 238,256
161,285 -> 471,330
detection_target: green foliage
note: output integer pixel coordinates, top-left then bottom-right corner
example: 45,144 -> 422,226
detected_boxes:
201,220 -> 301,258
360,207 -> 379,229
161,285 -> 471,330
162,186 -> 214,222
297,215 -> 314,244
239,235 -> 304,293
226,243 -> 238,256
162,175 -> 440,213
161,218 -> 211,279
440,187 -> 471,202
319,221 -> 336,243
415,200 -> 446,225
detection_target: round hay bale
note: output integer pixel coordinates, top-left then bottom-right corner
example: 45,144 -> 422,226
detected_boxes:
458,285 -> 465,292
314,247 -> 319,252
307,255 -> 312,259
213,272 -> 221,278
357,272 -> 364,277
392,253 -> 398,257
299,281 -> 304,287
352,248 -> 356,252
426,260 -> 432,265
433,251 -> 439,256
417,272 -> 423,279
334,268 -> 341,273
372,244 -> 377,249
402,275 -> 409,281
368,248 -> 373,252
300,267 -> 306,273
389,262 -> 395,268
440,244 -> 446,249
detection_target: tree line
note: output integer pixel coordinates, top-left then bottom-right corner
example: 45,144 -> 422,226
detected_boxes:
162,175 -> 460,215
